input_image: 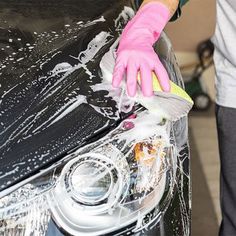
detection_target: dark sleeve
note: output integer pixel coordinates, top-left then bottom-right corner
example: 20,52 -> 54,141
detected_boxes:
170,0 -> 189,21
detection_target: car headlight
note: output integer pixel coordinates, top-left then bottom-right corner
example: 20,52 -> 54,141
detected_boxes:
0,111 -> 176,236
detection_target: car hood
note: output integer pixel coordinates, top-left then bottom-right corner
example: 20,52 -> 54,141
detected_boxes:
0,0 -> 137,191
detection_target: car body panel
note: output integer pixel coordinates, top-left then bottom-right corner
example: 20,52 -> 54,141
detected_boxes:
0,1 -> 191,235
0,0 -> 136,191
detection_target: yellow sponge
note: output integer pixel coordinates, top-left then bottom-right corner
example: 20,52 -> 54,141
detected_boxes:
138,72 -> 193,104
136,73 -> 194,121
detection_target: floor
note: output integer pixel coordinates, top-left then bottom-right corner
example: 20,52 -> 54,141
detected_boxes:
190,106 -> 221,235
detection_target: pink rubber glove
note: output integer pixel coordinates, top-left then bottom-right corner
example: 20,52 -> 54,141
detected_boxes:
112,2 -> 171,97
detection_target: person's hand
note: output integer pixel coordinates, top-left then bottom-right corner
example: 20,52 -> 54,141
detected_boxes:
112,2 -> 171,97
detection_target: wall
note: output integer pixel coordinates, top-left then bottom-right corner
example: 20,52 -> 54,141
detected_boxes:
166,0 -> 216,52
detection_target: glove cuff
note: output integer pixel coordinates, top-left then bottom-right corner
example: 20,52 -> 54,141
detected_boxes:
118,2 -> 170,50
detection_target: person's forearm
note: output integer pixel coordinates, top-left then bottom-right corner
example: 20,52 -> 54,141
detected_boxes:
141,0 -> 179,17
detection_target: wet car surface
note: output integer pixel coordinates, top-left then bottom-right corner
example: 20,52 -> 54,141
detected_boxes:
0,1 -> 191,235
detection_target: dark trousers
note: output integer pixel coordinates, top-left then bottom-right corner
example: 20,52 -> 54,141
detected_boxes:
216,105 -> 236,236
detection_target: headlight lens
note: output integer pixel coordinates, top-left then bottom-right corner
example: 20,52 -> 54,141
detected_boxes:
67,155 -> 115,205
0,111 -> 176,236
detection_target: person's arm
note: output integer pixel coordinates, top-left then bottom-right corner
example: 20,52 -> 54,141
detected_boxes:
141,0 -> 179,17
142,0 -> 189,20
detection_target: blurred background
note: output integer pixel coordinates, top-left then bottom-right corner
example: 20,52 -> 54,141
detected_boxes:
166,1 -> 219,235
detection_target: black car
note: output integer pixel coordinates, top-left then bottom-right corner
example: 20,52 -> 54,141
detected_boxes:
0,1 -> 191,235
